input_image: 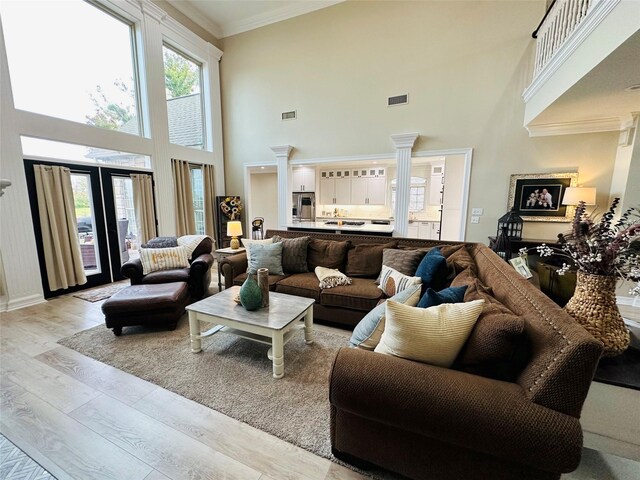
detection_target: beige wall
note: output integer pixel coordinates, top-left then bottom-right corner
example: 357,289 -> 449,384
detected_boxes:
220,0 -> 619,243
249,172 -> 279,233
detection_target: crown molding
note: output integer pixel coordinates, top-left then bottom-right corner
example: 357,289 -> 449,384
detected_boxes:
167,0 -> 224,39
526,118 -> 622,137
223,1 -> 344,38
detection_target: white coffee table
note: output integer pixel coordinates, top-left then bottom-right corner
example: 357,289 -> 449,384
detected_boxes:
186,286 -> 315,378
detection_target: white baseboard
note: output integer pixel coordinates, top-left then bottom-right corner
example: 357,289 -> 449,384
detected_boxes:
6,293 -> 46,311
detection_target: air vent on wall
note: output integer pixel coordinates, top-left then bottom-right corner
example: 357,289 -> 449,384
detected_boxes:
388,94 -> 408,106
282,110 -> 296,120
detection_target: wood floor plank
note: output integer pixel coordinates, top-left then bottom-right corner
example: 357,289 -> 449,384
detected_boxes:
70,394 -> 263,480
35,346 -> 158,406
0,378 -> 152,480
1,350 -> 101,414
324,464 -> 370,480
143,470 -> 171,480
133,387 -> 329,480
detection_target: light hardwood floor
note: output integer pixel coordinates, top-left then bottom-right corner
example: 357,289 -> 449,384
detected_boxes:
0,287 -> 367,480
1,282 -> 638,480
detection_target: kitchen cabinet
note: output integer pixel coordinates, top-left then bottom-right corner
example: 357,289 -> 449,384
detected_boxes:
417,221 -> 440,240
292,167 -> 315,192
429,174 -> 444,206
350,168 -> 386,205
407,224 -> 419,238
320,170 -> 351,205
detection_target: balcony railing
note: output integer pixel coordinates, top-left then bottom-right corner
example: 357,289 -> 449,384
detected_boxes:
532,0 -> 600,76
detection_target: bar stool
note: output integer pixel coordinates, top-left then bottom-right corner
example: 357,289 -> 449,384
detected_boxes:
252,217 -> 264,239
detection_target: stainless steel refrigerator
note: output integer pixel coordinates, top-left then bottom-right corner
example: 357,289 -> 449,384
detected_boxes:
292,192 -> 315,222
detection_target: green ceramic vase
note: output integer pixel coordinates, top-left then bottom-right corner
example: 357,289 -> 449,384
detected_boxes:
239,273 -> 263,311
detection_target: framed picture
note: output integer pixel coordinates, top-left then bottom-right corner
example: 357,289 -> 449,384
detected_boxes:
507,172 -> 578,222
509,256 -> 533,279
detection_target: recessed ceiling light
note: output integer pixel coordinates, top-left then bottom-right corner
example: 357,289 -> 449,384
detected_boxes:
625,84 -> 640,91
373,161 -> 377,164
261,166 -> 265,169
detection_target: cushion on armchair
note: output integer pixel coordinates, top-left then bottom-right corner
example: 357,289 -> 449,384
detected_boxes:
139,246 -> 189,274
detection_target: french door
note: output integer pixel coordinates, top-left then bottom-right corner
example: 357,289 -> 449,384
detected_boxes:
24,159 -> 155,298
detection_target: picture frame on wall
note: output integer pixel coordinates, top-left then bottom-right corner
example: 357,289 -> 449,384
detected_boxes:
507,172 -> 578,222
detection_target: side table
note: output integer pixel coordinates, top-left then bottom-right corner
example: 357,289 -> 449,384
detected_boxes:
214,246 -> 246,291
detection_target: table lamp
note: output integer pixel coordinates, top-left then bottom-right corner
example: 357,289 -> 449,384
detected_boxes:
227,221 -> 243,249
562,187 -> 596,206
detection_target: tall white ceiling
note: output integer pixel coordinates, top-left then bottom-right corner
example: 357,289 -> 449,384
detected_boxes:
167,0 -> 343,38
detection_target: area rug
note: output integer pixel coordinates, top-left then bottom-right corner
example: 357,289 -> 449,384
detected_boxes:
58,320 -> 348,457
72,283 -> 126,302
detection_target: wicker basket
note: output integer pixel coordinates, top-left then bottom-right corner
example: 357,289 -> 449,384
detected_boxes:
564,271 -> 630,357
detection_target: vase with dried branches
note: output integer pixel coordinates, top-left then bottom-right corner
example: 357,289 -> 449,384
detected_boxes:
520,198 -> 639,356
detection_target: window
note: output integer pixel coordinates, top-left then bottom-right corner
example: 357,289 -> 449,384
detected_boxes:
163,45 -> 205,149
190,165 -> 205,235
21,137 -> 151,169
1,0 -> 141,134
391,177 -> 426,212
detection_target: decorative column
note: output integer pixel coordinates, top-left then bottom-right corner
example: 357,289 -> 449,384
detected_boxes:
391,133 -> 419,237
270,145 -> 293,229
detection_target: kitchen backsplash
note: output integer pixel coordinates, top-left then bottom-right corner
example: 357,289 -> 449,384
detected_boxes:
317,204 -> 441,221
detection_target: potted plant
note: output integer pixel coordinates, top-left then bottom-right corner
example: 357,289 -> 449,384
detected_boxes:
521,198 -> 639,356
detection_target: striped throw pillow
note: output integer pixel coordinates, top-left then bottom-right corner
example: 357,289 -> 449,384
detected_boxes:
378,265 -> 422,297
374,299 -> 484,368
139,246 -> 189,274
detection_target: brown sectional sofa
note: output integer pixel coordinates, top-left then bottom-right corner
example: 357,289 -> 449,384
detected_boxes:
218,229 -> 461,327
221,229 -> 603,479
330,242 -> 603,480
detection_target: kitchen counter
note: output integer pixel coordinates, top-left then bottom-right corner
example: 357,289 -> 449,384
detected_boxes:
287,222 -> 394,236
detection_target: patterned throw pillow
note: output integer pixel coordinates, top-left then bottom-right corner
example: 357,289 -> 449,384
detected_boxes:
374,299 -> 485,368
142,236 -> 178,249
378,265 -> 422,297
247,242 -> 284,275
272,235 -> 309,273
378,248 -> 428,278
350,284 -> 422,350
139,246 -> 189,274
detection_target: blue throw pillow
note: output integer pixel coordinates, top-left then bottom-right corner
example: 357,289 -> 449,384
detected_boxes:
349,284 -> 422,349
417,285 -> 468,308
415,247 -> 448,291
247,242 -> 284,275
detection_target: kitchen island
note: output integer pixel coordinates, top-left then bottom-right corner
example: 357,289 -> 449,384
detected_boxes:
287,222 -> 394,237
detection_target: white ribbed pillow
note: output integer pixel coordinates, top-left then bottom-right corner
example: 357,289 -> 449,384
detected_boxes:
374,299 -> 484,367
139,246 -> 189,274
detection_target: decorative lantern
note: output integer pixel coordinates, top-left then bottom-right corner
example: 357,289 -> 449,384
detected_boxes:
492,226 -> 512,261
497,208 -> 523,240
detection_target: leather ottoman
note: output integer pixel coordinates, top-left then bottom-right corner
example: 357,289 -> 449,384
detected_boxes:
102,282 -> 190,336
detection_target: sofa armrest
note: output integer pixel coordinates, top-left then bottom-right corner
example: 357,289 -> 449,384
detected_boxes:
219,253 -> 248,289
121,258 -> 143,284
190,252 -> 214,273
330,347 -> 583,473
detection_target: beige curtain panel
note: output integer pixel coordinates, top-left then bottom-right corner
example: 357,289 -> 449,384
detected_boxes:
33,165 -> 87,291
203,164 -> 216,239
131,174 -> 157,245
172,158 -> 195,236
